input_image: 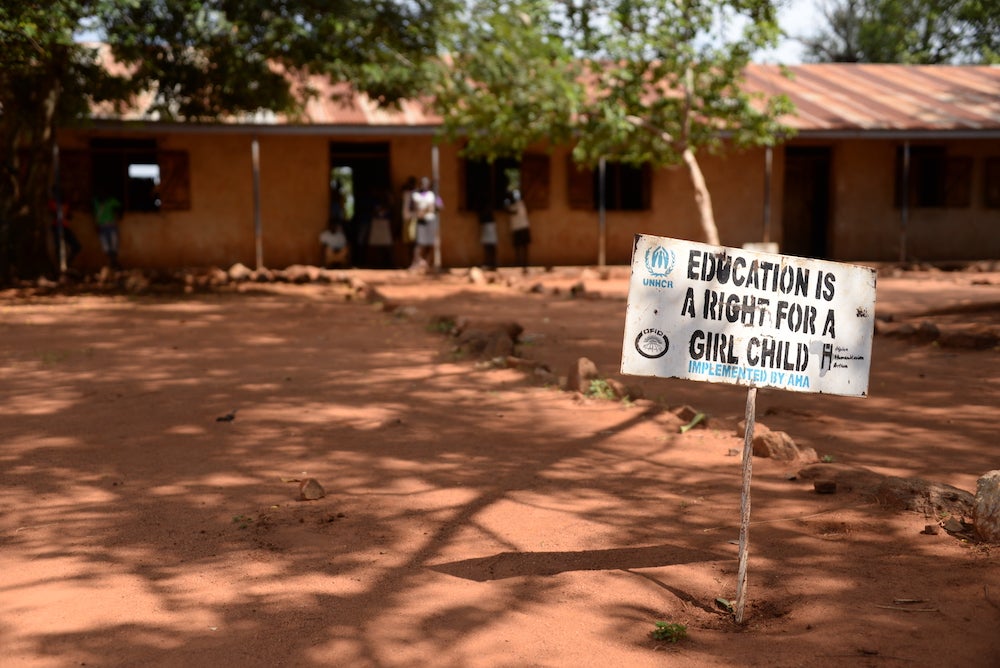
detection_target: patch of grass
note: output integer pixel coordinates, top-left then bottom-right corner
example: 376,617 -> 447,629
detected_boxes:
586,378 -> 616,400
650,621 -> 687,643
232,514 -> 253,529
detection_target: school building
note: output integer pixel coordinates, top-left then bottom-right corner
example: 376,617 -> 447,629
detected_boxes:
53,63 -> 1000,271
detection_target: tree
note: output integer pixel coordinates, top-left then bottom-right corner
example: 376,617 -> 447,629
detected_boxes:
433,1 -> 582,162
801,0 -> 1000,64
433,0 -> 793,246
0,0 -> 455,282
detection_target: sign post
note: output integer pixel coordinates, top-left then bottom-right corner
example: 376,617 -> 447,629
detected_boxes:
621,235 -> 876,623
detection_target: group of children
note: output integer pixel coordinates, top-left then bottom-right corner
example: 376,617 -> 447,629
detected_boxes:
321,175 -> 531,272
49,194 -> 122,271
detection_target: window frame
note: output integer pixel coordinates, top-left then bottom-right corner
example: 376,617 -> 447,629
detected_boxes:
81,138 -> 191,212
461,153 -> 550,213
894,145 -> 971,209
567,157 -> 652,211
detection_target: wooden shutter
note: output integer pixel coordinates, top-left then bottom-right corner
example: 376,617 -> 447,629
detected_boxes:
158,151 -> 190,210
520,153 -> 550,211
943,156 -> 972,208
986,157 -> 1000,209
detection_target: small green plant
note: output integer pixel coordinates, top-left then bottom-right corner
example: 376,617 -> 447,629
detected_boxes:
232,514 -> 253,529
678,412 -> 706,434
586,378 -> 617,400
427,316 -> 456,334
650,621 -> 687,643
821,454 -> 836,463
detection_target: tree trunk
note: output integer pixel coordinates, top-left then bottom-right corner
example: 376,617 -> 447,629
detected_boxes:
0,76 -> 60,283
682,146 -> 720,246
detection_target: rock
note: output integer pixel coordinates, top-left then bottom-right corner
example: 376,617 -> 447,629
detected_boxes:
875,476 -> 974,518
284,264 -> 321,283
736,420 -> 770,437
490,321 -> 524,341
253,268 -> 275,282
228,262 -> 254,281
799,464 -> 974,518
797,446 -> 820,465
752,430 -> 801,461
814,480 -> 837,494
350,279 -> 386,303
455,329 -> 491,356
468,266 -> 487,284
605,378 -> 631,400
974,470 -> 1000,543
124,271 -> 150,294
566,357 -> 600,393
569,281 -> 586,297
914,321 -> 940,343
942,516 -> 965,533
299,478 -> 326,501
97,266 -> 116,284
206,266 -> 229,286
482,330 -> 515,358
798,463 -> 885,493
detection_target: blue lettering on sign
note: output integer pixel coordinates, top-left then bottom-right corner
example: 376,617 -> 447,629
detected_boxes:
686,360 -> 768,384
642,278 -> 674,288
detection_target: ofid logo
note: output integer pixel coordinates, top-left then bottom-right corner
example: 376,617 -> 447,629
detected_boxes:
635,328 -> 669,358
643,245 -> 675,288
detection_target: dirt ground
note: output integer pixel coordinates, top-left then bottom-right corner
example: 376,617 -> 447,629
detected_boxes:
1,264 -> 999,667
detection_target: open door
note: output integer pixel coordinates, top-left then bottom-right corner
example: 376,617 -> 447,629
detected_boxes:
330,142 -> 392,268
782,147 -> 831,259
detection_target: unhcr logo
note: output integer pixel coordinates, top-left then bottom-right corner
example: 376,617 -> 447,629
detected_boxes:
643,245 -> 675,288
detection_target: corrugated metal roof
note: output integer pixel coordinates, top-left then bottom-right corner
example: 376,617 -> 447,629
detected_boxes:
744,63 -> 1000,136
89,58 -> 1000,137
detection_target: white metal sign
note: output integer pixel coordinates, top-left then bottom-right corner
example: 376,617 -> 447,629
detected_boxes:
621,235 -> 876,397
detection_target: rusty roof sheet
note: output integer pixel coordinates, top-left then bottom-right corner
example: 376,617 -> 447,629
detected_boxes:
744,63 -> 1000,135
90,56 -> 1000,137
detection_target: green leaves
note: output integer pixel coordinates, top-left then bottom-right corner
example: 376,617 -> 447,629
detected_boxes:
0,0 -> 458,280
432,0 -> 582,161
433,0 -> 791,167
802,0 -> 999,64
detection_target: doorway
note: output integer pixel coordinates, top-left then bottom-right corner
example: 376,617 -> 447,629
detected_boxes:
329,142 -> 391,267
782,147 -> 831,259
